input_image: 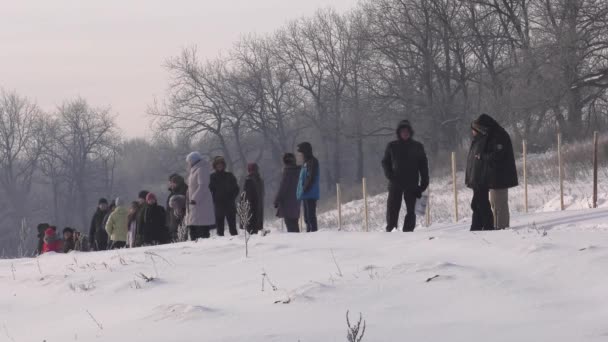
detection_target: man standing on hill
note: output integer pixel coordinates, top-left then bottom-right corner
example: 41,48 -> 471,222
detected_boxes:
382,120 -> 429,232
209,156 -> 240,236
474,114 -> 518,230
297,142 -> 320,232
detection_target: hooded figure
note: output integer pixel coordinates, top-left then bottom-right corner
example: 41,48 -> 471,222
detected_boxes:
167,174 -> 188,241
89,198 -> 110,251
243,163 -> 265,234
274,153 -> 301,233
42,227 -> 62,254
62,227 -> 76,253
142,193 -> 169,245
105,197 -> 129,249
381,120 -> 429,232
186,152 -> 216,240
297,142 -> 320,232
209,156 -> 240,236
135,190 -> 150,246
465,115 -> 497,231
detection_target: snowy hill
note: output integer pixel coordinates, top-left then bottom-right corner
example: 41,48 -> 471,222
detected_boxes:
3,207 -> 608,341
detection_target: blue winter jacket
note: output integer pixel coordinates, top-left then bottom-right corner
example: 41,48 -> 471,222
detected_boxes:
297,157 -> 320,200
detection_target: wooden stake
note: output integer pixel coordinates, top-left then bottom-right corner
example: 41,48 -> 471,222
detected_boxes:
336,183 -> 342,231
558,133 -> 564,211
425,188 -> 431,227
451,152 -> 459,222
362,177 -> 369,232
523,140 -> 528,213
593,131 -> 599,209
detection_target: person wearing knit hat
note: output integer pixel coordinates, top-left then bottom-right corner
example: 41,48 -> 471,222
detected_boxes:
89,198 -> 110,251
105,197 -> 129,249
167,173 -> 188,241
186,153 -> 215,240
42,227 -> 62,254
139,192 -> 169,245
381,120 -> 429,232
209,156 -> 240,236
243,162 -> 265,234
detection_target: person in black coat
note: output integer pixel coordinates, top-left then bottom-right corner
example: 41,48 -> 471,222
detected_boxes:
62,227 -> 76,253
243,163 -> 265,234
274,153 -> 301,233
466,115 -> 496,231
381,120 -> 430,232
167,174 -> 188,241
475,114 -> 518,229
89,198 -> 110,251
142,193 -> 169,245
135,190 -> 149,246
209,156 -> 240,236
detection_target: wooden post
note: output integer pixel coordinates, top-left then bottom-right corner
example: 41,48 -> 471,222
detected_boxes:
523,140 -> 528,213
362,178 -> 369,232
451,152 -> 459,222
425,188 -> 431,227
558,133 -> 564,211
336,183 -> 342,231
593,131 -> 599,209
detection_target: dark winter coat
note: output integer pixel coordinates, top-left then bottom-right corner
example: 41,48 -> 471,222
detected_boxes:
381,125 -> 429,192
89,209 -> 109,250
63,237 -> 75,253
479,115 -> 518,189
142,204 -> 168,244
466,114 -> 519,189
275,165 -> 301,219
209,171 -> 239,207
166,180 -> 188,238
135,203 -> 148,246
466,133 -> 491,189
296,143 -> 320,200
244,173 -> 265,232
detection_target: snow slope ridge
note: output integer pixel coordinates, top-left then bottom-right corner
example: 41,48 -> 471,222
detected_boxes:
3,208 -> 608,341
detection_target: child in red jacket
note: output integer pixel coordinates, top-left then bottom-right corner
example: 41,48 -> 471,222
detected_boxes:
42,227 -> 63,254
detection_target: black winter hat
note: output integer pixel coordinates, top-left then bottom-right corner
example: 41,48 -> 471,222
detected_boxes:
396,120 -> 414,137
212,156 -> 226,170
283,153 -> 296,166
138,190 -> 150,200
169,173 -> 184,184
63,227 -> 74,234
98,198 -> 108,205
471,114 -> 498,135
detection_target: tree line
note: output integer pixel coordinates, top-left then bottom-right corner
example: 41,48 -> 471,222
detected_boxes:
1,0 -> 608,256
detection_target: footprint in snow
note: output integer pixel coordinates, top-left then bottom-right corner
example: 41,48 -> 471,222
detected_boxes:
147,303 -> 222,322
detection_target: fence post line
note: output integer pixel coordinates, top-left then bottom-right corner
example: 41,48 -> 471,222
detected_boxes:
362,177 -> 369,232
451,152 -> 459,222
593,131 -> 599,209
558,133 -> 564,211
336,183 -> 342,231
523,140 -> 528,214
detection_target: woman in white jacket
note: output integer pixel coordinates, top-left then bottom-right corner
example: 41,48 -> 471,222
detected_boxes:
186,152 -> 216,240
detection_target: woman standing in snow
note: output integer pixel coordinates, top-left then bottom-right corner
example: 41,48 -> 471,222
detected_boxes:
274,153 -> 301,233
186,152 -> 216,240
243,163 -> 265,234
42,227 -> 62,253
142,193 -> 169,245
105,198 -> 129,249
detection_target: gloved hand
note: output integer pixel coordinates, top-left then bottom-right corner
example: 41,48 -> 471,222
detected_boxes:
415,187 -> 423,199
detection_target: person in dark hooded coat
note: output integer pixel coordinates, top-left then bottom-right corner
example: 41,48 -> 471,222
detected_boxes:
474,114 -> 519,229
466,115 -> 497,231
274,153 -> 301,233
209,156 -> 240,236
89,198 -> 110,251
142,193 -> 169,245
166,174 -> 188,241
381,120 -> 429,232
243,163 -> 265,234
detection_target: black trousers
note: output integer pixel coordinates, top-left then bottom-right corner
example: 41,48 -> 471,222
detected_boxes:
215,204 -> 238,236
110,241 -> 126,249
471,188 -> 495,231
386,187 -> 417,232
303,200 -> 318,232
285,218 -> 300,233
188,225 -> 211,240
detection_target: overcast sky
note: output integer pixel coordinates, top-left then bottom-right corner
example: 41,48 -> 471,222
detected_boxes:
0,0 -> 358,137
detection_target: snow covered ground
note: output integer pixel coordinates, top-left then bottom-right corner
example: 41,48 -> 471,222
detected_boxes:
3,206 -> 608,341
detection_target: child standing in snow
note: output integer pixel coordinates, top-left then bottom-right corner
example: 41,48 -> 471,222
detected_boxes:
42,227 -> 62,254
62,227 -> 75,253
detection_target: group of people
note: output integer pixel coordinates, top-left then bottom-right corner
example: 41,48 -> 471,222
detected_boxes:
382,115 -> 517,232
36,142 -> 322,254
